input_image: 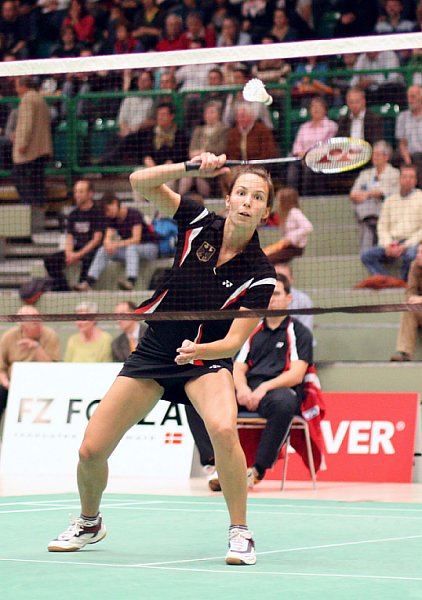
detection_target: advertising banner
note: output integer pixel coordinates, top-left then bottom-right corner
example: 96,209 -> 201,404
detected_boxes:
265,392 -> 419,483
0,363 -> 194,480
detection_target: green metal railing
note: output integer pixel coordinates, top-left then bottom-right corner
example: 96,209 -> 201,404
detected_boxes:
0,65 -> 419,185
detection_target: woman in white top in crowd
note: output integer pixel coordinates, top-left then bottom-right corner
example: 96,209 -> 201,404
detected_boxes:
350,140 -> 400,252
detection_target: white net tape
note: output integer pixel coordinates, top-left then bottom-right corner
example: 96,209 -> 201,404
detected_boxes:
0,32 -> 421,76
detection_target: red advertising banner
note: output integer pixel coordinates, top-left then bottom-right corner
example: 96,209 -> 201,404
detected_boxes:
240,392 -> 419,483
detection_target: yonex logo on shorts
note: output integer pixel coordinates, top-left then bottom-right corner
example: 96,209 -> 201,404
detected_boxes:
222,280 -> 233,288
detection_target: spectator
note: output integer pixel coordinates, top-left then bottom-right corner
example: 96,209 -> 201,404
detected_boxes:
217,15 -> 251,46
225,101 -> 278,162
61,47 -> 95,120
179,10 -> 216,47
179,101 -> 229,197
78,192 -> 159,291
287,96 -> 337,195
64,302 -> 113,362
274,262 -> 314,332
38,0 -> 68,47
222,66 -> 273,130
206,274 -> 313,490
0,52 -> 17,136
157,69 -> 177,95
156,13 -> 187,52
210,0 -> 232,35
336,87 -> 384,146
18,0 -> 40,58
333,86 -> 384,193
44,179 -> 104,291
390,243 -> 422,361
175,39 -> 217,92
99,70 -> 155,165
330,53 -> 359,104
0,106 -> 16,170
252,33 -> 291,84
0,305 -> 60,420
349,50 -> 405,106
396,84 -> 422,187
270,7 -> 298,43
204,67 -> 226,110
12,76 -> 53,233
112,300 -> 147,362
113,22 -> 144,54
241,0 -> 272,43
407,48 -> 422,86
95,3 -> 127,54
291,56 -> 334,107
361,165 -> 422,281
414,3 -> 422,33
350,140 -> 400,252
374,0 -> 415,34
0,0 -> 28,59
251,33 -> 291,112
171,0 -> 206,24
50,24 -> 83,58
132,0 -> 165,52
63,0 -> 95,46
263,186 -> 313,264
334,0 -> 379,37
141,102 -> 189,177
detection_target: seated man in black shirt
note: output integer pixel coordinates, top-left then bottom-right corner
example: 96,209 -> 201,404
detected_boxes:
44,179 -> 104,291
76,192 -> 159,291
186,273 -> 313,490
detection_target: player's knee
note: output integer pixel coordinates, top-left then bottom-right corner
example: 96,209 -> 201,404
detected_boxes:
208,421 -> 237,450
78,439 -> 106,464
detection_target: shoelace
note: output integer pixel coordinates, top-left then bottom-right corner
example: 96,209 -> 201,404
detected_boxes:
58,516 -> 97,540
58,516 -> 85,540
229,528 -> 253,552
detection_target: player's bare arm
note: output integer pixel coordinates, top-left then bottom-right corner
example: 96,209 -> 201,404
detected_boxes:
175,310 -> 260,364
129,153 -> 228,217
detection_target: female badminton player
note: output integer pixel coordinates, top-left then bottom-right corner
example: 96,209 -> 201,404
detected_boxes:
48,152 -> 276,565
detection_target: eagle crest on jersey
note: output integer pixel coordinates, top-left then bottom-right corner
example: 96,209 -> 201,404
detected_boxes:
196,241 -> 216,262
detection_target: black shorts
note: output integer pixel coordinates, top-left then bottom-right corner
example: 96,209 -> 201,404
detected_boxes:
118,326 -> 233,405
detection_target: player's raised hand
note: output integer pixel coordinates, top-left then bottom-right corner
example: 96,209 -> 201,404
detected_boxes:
186,152 -> 230,177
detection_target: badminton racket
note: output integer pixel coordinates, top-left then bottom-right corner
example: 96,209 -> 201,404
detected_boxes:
185,138 -> 372,175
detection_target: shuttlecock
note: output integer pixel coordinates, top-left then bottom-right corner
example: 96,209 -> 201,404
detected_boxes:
242,78 -> 273,106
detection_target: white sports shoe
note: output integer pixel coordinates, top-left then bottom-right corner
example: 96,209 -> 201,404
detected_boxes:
48,514 -> 107,552
225,526 -> 256,565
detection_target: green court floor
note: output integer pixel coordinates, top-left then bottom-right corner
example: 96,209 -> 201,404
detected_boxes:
1,494 -> 422,600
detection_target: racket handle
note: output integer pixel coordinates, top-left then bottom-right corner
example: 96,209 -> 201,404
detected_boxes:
184,160 -> 244,172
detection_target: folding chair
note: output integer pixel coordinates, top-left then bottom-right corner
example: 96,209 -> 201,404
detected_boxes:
236,412 -> 317,490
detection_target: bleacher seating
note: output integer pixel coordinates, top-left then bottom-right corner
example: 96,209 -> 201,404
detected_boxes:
0,66 -> 417,363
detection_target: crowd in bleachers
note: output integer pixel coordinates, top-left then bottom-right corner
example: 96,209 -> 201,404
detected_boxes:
0,0 -> 421,62
0,1 -> 422,364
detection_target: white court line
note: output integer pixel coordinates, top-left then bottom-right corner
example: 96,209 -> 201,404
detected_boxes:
140,566 -> 422,582
0,535 -> 422,581
2,532 -> 422,572
0,557 -> 421,582
107,506 -> 422,520
2,497 -> 422,513
2,502 -> 422,520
